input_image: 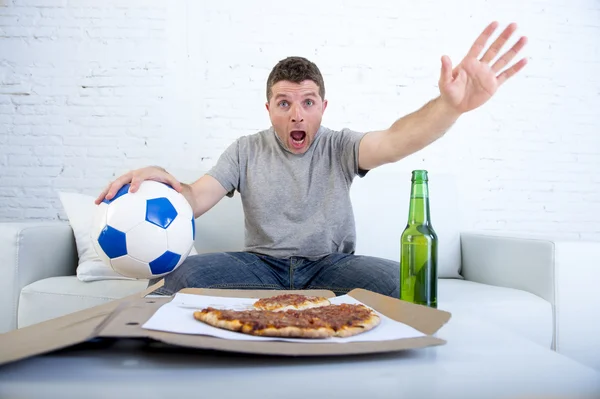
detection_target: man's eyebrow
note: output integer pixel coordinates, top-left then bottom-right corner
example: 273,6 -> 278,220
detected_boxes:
274,92 -> 318,100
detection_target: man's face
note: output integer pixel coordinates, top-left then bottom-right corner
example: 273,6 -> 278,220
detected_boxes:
266,80 -> 328,154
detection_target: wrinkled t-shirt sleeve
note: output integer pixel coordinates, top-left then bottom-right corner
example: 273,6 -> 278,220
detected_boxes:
206,139 -> 240,198
336,128 -> 368,183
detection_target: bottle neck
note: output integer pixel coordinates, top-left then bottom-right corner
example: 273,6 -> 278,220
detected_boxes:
407,180 -> 431,225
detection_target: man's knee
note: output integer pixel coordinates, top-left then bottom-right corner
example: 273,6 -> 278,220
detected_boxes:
319,254 -> 399,298
366,257 -> 400,298
351,255 -> 399,296
148,252 -> 232,294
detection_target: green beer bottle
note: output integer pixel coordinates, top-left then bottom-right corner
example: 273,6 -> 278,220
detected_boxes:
400,170 -> 438,308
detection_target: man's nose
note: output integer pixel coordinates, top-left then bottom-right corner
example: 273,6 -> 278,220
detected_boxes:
290,105 -> 304,123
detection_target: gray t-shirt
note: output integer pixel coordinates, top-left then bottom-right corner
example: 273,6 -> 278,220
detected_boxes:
206,125 -> 367,260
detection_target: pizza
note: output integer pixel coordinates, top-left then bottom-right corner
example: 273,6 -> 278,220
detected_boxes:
252,293 -> 331,311
193,295 -> 380,339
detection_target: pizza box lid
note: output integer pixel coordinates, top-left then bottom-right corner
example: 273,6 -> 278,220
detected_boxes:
0,282 -> 451,365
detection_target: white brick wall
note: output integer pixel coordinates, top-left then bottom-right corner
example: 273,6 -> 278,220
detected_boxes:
1,0 -> 599,240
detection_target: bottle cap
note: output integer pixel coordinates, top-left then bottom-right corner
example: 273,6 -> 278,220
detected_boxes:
411,170 -> 428,182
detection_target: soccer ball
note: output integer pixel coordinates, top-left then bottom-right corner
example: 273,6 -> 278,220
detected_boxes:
91,180 -> 196,279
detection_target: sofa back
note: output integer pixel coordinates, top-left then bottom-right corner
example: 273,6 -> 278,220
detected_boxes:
185,167 -> 464,278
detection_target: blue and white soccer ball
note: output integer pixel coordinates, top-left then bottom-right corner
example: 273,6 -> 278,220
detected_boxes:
91,180 -> 196,279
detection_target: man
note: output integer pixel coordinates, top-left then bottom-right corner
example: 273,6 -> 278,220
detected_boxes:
96,21 -> 527,297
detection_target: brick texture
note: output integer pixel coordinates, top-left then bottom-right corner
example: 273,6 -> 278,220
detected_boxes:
1,0 -> 599,240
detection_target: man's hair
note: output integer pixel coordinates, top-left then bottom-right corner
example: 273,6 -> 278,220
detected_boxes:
266,56 -> 325,101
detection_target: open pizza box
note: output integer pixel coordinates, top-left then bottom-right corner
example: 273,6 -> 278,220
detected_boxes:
0,281 -> 452,366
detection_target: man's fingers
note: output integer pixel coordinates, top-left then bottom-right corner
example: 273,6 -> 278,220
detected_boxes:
480,23 -> 518,64
440,55 -> 453,85
95,185 -> 110,205
168,177 -> 183,192
491,36 -> 528,73
130,175 -> 143,193
105,182 -> 123,201
95,167 -> 181,206
135,171 -> 181,193
104,172 -> 133,200
497,57 -> 528,86
466,21 -> 499,60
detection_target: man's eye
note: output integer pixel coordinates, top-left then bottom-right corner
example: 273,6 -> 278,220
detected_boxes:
279,100 -> 289,107
305,99 -> 314,106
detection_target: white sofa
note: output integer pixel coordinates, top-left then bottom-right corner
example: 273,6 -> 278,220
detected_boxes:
1,168 -> 599,371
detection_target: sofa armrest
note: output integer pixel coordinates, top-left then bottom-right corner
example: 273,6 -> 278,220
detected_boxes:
0,222 -> 77,333
552,241 -> 600,371
461,232 -> 600,370
460,232 -> 555,304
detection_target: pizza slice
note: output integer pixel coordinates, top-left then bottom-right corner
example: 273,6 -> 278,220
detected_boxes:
193,303 -> 380,339
318,303 -> 381,338
252,293 -> 331,312
193,307 -> 334,338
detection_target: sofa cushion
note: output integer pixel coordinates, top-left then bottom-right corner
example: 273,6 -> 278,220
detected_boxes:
18,276 -> 149,328
438,279 -> 553,348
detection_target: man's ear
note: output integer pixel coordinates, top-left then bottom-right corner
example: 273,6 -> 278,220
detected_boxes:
265,102 -> 270,112
322,99 -> 328,113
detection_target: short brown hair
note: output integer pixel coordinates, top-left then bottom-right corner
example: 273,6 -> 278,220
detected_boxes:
266,56 -> 325,101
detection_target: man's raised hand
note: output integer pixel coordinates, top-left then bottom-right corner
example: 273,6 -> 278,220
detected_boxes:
438,21 -> 528,115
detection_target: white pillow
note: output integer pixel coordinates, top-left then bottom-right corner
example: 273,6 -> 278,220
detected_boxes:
58,191 -> 198,282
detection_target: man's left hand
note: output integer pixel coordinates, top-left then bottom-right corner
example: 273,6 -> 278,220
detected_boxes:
439,21 -> 528,115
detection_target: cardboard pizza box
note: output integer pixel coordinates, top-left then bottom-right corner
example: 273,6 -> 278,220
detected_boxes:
0,282 -> 451,365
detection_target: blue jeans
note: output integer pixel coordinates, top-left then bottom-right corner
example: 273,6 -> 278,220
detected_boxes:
149,252 -> 399,298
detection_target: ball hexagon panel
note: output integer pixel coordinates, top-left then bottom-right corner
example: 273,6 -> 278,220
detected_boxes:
97,226 -> 127,259
106,194 -> 147,233
149,251 -> 181,275
126,222 -> 168,263
162,189 -> 194,221
165,212 -> 195,254
111,255 -> 152,279
146,197 -> 178,228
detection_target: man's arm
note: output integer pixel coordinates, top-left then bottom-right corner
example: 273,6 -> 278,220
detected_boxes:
184,174 -> 229,219
358,21 -> 528,171
358,96 -> 460,170
96,166 -> 228,219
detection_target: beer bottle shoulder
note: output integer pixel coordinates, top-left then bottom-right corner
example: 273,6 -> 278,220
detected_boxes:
401,223 -> 438,240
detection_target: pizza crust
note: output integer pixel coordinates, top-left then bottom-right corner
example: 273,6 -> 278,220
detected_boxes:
253,294 -> 331,311
242,325 -> 334,338
334,312 -> 381,337
193,309 -> 244,333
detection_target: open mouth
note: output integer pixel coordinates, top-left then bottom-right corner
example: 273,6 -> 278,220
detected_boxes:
290,130 -> 306,149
